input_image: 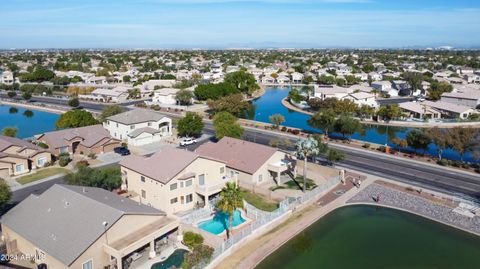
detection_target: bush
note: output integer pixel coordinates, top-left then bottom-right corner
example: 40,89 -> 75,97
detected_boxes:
88,153 -> 97,159
37,142 -> 49,149
362,143 -> 370,149
75,160 -> 90,168
59,157 -> 71,167
151,104 -> 161,111
183,231 -> 204,249
437,159 -> 448,166
121,142 -> 128,148
281,126 -> 287,132
377,146 -> 386,152
181,244 -> 214,269
291,129 -> 300,135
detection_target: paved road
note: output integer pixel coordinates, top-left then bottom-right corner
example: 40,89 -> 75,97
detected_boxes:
8,97 -> 480,207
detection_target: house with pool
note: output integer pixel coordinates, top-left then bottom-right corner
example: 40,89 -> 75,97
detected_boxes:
119,146 -> 235,215
195,137 -> 296,186
1,184 -> 180,269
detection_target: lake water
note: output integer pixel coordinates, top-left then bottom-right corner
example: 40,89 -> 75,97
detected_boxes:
251,87 -> 475,162
255,205 -> 480,269
0,105 -> 60,138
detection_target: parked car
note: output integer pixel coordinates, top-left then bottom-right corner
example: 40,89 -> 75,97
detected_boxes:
114,147 -> 131,156
180,137 -> 197,146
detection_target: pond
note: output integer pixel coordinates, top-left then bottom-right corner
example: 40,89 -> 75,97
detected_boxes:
251,87 -> 476,162
255,205 -> 480,269
0,105 -> 60,138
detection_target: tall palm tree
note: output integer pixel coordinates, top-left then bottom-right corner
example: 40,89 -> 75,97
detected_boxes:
296,138 -> 320,192
216,182 -> 244,238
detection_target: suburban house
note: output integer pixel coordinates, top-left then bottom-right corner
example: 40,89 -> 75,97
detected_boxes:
36,125 -> 121,156
120,146 -> 232,214
313,85 -> 351,100
0,71 -> 14,84
441,86 -> 480,109
343,92 -> 378,108
423,100 -> 476,119
196,137 -> 296,186
372,81 -> 398,96
291,72 -> 304,84
140,80 -> 176,97
103,109 -> 172,146
0,135 -> 51,179
151,88 -> 192,105
88,86 -> 132,103
399,102 -> 441,120
1,184 -> 179,269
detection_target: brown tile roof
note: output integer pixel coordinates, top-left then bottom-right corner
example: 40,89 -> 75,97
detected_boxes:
38,124 -> 118,150
195,137 -> 277,174
120,146 -> 200,184
0,135 -> 46,158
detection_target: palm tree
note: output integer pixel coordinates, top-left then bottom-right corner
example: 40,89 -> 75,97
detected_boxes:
216,182 -> 244,238
295,138 -> 320,192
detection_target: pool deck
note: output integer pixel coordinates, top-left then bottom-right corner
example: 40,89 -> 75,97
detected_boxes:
213,171 -> 480,269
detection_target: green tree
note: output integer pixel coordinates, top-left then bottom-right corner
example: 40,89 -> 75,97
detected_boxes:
68,97 -> 80,108
127,89 -> 141,99
427,81 -> 453,101
448,127 -> 479,162
224,70 -> 259,95
194,82 -> 238,100
7,91 -> 16,98
296,137 -> 320,192
288,88 -> 304,103
177,112 -> 204,138
175,89 -> 194,106
122,75 -> 131,82
2,127 -> 18,137
403,71 -> 423,96
334,114 -> 362,139
99,105 -> 126,122
64,166 -> 121,191
213,112 -> 244,139
22,91 -> 32,101
56,110 -> 99,129
426,127 -> 452,160
216,182 -> 244,238
377,104 -> 402,121
326,149 -> 345,166
308,109 -> 336,138
269,114 -> 285,129
406,129 -> 431,154
0,181 -> 12,209
207,93 -> 252,118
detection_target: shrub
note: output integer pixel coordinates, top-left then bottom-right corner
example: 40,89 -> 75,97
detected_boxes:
151,104 -> 161,111
75,160 -> 90,168
377,146 -> 386,152
181,244 -> 214,269
59,157 -> 71,167
183,231 -> 204,249
37,142 -> 49,149
121,142 -> 128,148
281,126 -> 287,132
88,153 -> 97,159
291,129 -> 300,135
362,143 -> 370,149
437,159 -> 448,166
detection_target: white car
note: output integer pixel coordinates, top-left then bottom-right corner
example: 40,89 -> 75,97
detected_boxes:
180,138 -> 197,146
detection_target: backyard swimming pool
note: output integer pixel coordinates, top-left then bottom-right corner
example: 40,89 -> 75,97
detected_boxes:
198,210 -> 246,235
150,249 -> 187,269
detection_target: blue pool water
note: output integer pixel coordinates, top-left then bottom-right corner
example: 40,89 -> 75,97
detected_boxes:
198,210 -> 246,235
151,249 -> 187,269
251,87 -> 476,162
0,105 -> 60,138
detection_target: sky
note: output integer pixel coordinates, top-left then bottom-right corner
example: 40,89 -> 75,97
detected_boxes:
1,0 -> 480,49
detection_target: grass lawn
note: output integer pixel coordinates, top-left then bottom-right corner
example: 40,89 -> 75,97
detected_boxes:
17,168 -> 69,185
241,189 -> 279,212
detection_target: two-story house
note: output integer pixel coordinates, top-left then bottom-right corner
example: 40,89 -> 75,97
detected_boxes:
103,109 -> 172,146
120,146 -> 233,214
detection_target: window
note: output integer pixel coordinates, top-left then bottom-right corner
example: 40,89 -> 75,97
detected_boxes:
170,197 -> 178,204
170,183 -> 177,190
82,260 -> 93,269
60,147 -> 68,153
15,164 -> 24,173
141,176 -> 145,182
107,120 -> 110,125
180,182 -> 184,188
186,194 -> 193,203
130,125 -> 135,130
141,190 -> 146,199
220,167 -> 225,174
198,174 -> 205,186
186,179 -> 193,187
37,157 -> 47,166
258,174 -> 263,182
116,123 -> 119,128
148,122 -> 152,127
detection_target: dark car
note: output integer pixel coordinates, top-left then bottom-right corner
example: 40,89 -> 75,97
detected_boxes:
114,147 -> 131,156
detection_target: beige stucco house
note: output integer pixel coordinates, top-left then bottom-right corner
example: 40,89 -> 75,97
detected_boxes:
120,146 -> 233,215
196,137 -> 296,186
1,185 -> 179,269
0,135 -> 52,179
36,124 -> 121,156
